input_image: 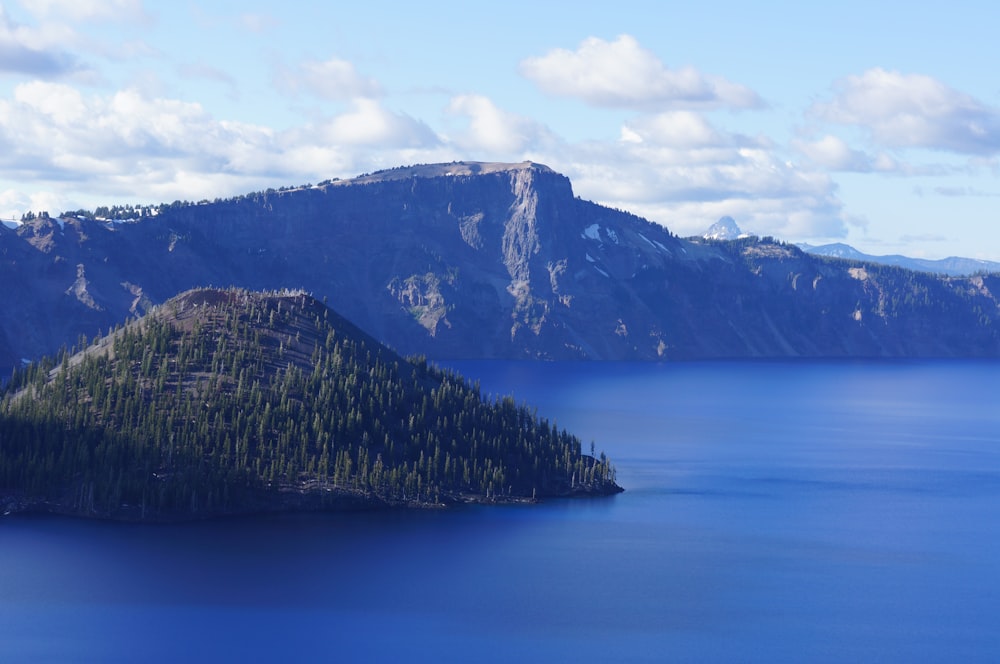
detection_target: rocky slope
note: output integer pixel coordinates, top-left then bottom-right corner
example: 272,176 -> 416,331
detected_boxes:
2,161 -> 999,374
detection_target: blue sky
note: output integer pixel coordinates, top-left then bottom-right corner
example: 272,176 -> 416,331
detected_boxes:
2,0 -> 1000,261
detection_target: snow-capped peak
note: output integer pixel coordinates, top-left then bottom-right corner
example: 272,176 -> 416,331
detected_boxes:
703,216 -> 745,241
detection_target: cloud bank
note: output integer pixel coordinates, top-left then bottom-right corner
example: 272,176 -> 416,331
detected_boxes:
811,68 -> 1000,156
2,18 -> 990,253
0,6 -> 84,77
520,35 -> 762,110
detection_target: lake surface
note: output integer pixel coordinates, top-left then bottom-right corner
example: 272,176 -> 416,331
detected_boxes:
3,360 -> 1000,662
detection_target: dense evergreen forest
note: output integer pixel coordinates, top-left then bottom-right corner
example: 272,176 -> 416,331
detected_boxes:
0,288 -> 620,520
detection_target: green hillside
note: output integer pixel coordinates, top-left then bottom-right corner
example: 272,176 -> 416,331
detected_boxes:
0,288 -> 620,520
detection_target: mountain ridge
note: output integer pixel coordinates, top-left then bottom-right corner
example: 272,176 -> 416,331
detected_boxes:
2,161 -> 999,373
798,242 -> 1000,276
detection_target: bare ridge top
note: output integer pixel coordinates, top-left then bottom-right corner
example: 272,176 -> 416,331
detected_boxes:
336,161 -> 555,186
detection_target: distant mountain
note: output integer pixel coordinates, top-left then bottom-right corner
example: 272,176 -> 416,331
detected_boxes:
2,161 -> 1000,372
0,287 -> 620,520
703,216 -> 747,241
799,242 -> 1000,277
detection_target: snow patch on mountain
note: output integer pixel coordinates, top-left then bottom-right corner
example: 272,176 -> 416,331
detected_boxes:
638,232 -> 671,255
582,224 -> 601,241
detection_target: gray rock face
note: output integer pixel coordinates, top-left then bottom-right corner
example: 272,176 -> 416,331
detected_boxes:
2,161 -> 1000,374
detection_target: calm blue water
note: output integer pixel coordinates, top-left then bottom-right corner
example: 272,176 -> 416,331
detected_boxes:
3,360 -> 1000,662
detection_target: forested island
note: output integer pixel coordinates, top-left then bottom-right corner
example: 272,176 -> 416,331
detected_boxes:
0,287 -> 620,521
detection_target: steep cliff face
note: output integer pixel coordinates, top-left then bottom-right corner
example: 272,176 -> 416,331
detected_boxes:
1,161 -> 999,374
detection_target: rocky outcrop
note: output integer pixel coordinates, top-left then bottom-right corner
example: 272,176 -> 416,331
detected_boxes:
1,161 -> 1000,375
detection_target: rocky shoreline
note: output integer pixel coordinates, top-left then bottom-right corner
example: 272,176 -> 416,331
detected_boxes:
1,480 -> 624,523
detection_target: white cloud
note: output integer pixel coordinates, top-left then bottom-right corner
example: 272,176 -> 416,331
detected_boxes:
0,82 -> 256,187
520,35 -> 762,110
0,81 -> 451,209
446,94 -> 553,154
1,188 -> 68,219
0,5 -> 85,77
13,79 -> 88,124
794,135 -> 865,171
0,76 -> 848,244
275,57 -> 383,101
309,98 -> 439,148
793,134 -> 962,177
0,46 -> 847,247
622,111 -> 724,148
543,113 -> 849,242
811,68 -> 1000,155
